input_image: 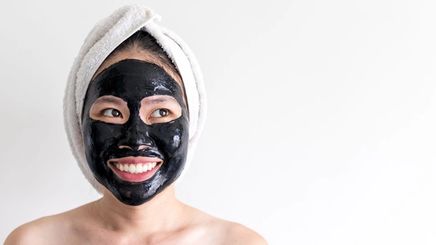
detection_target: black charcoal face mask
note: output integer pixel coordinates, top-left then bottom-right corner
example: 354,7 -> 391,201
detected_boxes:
81,59 -> 189,206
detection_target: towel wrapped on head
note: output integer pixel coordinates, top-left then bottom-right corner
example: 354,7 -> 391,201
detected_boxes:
63,4 -> 207,192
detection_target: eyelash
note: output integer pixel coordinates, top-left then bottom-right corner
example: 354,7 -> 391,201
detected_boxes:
102,108 -> 122,118
150,108 -> 170,118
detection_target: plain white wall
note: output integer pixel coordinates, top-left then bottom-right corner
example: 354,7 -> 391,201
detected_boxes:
1,0 -> 436,244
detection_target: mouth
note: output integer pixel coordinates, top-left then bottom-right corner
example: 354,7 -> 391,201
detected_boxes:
107,156 -> 163,183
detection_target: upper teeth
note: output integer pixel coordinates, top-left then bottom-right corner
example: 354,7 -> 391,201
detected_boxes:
114,162 -> 158,174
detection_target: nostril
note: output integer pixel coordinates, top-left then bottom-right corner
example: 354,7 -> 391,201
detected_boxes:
117,129 -> 155,151
118,145 -> 133,150
137,145 -> 150,151
118,144 -> 151,151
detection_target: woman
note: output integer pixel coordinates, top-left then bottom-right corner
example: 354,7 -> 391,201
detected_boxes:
5,4 -> 266,245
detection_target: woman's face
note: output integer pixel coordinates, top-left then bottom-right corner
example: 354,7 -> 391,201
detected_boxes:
81,50 -> 189,206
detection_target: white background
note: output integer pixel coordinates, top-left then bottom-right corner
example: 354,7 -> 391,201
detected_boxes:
1,0 -> 436,244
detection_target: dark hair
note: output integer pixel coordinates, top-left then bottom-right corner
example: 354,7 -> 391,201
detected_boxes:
108,30 -> 182,83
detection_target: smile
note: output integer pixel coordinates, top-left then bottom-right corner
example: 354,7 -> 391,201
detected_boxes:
107,156 -> 163,183
114,162 -> 158,173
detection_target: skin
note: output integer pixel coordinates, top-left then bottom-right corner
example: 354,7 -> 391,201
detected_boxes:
5,47 -> 267,245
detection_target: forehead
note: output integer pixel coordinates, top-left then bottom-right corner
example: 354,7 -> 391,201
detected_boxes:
88,59 -> 183,100
92,48 -> 183,87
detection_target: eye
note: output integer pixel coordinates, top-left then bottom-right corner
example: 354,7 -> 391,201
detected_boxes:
102,108 -> 122,118
150,109 -> 170,118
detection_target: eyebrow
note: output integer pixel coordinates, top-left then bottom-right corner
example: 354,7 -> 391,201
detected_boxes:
95,96 -> 126,104
148,98 -> 167,104
141,96 -> 178,105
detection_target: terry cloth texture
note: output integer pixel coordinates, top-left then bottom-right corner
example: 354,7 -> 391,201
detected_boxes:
64,4 -> 207,193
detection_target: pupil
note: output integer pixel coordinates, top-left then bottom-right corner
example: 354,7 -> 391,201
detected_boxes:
112,110 -> 120,117
160,109 -> 168,117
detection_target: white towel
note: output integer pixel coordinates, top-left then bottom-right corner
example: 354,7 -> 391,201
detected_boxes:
63,4 -> 207,193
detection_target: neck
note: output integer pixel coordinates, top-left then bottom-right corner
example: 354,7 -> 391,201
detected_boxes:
92,185 -> 185,234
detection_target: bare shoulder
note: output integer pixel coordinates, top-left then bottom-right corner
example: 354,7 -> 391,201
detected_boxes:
4,203 -> 91,245
184,205 -> 268,245
4,215 -> 64,245
218,221 -> 268,245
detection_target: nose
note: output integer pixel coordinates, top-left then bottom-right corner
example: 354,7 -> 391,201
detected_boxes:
117,121 -> 155,151
118,143 -> 152,151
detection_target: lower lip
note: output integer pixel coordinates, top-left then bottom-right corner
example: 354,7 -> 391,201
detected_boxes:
108,163 -> 162,183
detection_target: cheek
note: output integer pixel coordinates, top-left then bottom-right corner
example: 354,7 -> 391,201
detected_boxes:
151,119 -> 189,153
84,121 -> 124,152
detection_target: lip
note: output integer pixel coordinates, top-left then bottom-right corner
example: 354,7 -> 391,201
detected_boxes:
107,156 -> 163,183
